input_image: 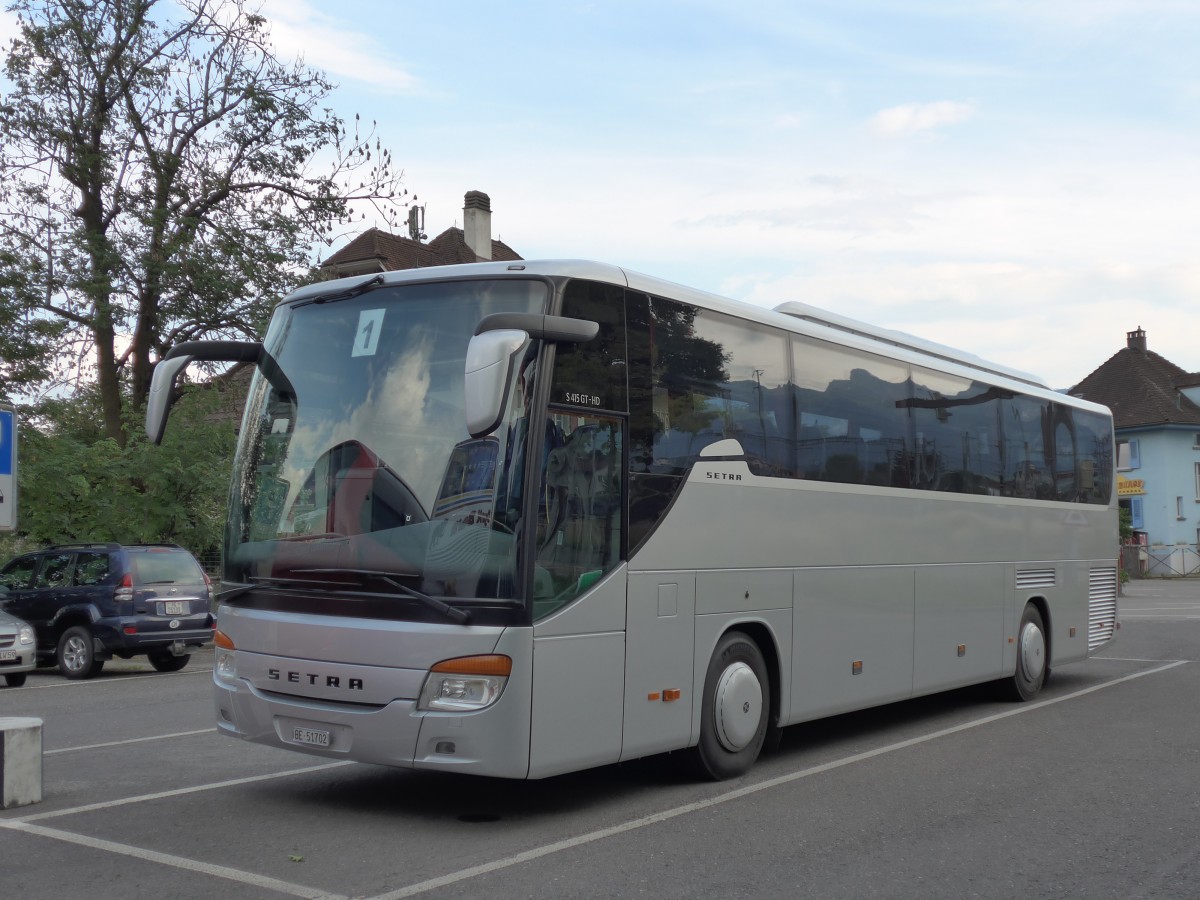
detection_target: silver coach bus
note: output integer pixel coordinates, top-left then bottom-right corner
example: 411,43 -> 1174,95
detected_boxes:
147,260 -> 1118,780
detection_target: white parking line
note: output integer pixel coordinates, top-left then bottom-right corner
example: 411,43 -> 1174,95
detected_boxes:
1,660 -> 1188,899
1093,656 -> 1189,662
1,819 -> 348,900
14,760 -> 354,823
45,729 -> 215,755
366,660 -> 1189,900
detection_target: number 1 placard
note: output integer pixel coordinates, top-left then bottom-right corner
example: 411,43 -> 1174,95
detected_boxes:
351,309 -> 385,357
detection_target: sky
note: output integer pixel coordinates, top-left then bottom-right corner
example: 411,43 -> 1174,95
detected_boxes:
7,0 -> 1200,390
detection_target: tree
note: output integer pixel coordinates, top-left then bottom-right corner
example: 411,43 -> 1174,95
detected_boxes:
0,246 -> 65,400
14,384 -> 236,554
0,0 -> 406,437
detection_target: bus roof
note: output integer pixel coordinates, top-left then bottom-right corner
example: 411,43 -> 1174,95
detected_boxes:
771,300 -> 1047,389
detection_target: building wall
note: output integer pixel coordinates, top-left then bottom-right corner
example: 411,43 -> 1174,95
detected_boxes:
1120,426 -> 1200,546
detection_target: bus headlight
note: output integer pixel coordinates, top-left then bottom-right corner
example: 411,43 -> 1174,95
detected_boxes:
418,655 -> 511,712
214,629 -> 238,685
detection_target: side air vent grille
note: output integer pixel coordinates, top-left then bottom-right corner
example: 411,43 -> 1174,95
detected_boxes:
1016,568 -> 1056,591
1088,568 -> 1118,651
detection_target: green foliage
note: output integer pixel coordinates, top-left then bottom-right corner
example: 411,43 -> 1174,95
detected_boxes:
8,386 -> 235,558
1119,507 -> 1133,542
0,247 -> 66,400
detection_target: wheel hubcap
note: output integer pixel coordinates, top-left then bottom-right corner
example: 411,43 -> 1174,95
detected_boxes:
714,661 -> 762,752
1019,622 -> 1045,681
63,636 -> 88,672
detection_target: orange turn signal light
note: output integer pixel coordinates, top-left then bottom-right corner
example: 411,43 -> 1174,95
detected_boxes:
214,629 -> 235,650
430,655 -> 512,677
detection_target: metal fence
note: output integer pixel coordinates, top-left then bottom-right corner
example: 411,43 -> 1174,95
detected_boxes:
194,549 -> 222,579
1122,543 -> 1200,579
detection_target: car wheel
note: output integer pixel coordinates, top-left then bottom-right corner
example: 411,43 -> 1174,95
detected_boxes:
57,625 -> 103,680
689,631 -> 770,780
4,672 -> 27,687
147,650 -> 190,673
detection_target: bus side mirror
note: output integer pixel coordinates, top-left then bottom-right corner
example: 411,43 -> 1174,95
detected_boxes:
465,330 -> 531,438
145,340 -> 266,444
464,314 -> 599,439
146,355 -> 195,445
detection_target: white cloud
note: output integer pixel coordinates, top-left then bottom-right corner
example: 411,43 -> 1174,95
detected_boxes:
727,256 -> 1200,389
868,101 -> 976,138
256,0 -> 420,94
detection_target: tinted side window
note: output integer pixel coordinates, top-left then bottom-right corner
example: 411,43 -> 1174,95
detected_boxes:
695,310 -> 791,478
1070,408 -> 1113,504
903,376 -> 1112,505
647,301 -> 792,478
36,553 -> 74,588
792,336 -> 910,487
626,292 -> 677,551
73,552 -> 112,586
554,280 -> 628,413
1001,396 -> 1054,500
0,555 -> 38,590
907,369 -> 1006,494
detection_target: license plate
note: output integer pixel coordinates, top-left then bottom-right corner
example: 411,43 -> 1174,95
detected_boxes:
292,726 -> 331,747
0,649 -> 16,661
162,600 -> 188,615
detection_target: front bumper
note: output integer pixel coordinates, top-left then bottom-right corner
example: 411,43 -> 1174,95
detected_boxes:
213,659 -> 533,779
0,646 -> 37,676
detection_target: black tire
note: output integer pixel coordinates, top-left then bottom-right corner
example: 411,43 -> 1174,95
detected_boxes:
690,631 -> 771,780
4,672 -> 27,687
147,650 -> 190,673
1003,605 -> 1047,702
57,625 -> 104,680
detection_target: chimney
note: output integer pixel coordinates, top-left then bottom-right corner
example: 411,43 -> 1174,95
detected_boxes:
1126,327 -> 1147,352
463,190 -> 492,261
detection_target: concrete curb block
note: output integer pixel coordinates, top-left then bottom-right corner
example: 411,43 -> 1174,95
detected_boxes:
0,716 -> 43,808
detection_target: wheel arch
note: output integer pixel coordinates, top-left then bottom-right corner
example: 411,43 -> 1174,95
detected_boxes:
49,607 -> 98,642
703,618 -> 784,731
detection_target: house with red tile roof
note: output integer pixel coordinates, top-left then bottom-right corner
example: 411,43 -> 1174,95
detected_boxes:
319,190 -> 521,278
1070,327 -> 1200,564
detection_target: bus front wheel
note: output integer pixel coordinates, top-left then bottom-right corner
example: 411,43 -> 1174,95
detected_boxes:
1003,604 -> 1047,702
691,631 -> 770,780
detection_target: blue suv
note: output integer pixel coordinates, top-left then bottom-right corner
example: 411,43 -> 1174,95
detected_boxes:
0,543 -> 214,679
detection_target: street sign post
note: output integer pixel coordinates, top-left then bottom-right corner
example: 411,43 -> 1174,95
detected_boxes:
0,405 -> 16,532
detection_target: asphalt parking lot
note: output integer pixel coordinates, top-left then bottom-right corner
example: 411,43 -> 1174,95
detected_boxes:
2,578 -> 1198,900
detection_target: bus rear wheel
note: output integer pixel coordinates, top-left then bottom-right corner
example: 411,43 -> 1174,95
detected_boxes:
1003,604 -> 1047,702
691,631 -> 770,780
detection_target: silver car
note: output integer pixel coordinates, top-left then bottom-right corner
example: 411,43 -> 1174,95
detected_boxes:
0,606 -> 37,687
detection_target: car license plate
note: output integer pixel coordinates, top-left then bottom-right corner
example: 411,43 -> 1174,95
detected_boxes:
0,649 -> 16,661
162,600 -> 188,615
292,726 -> 331,747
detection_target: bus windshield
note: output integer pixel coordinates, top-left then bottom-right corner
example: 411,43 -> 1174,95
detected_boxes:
225,278 -> 548,616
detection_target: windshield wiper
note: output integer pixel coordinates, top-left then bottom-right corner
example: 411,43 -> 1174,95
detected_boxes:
294,568 -> 472,625
216,574 -> 350,604
292,273 -> 385,308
